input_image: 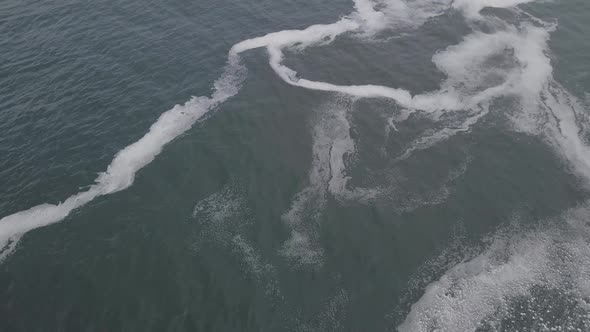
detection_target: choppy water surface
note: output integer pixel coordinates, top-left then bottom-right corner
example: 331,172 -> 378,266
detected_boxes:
1,0 -> 590,330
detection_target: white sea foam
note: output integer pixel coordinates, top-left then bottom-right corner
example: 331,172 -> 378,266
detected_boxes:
0,57 -> 246,261
262,14 -> 552,117
453,0 -> 538,18
280,102 -> 351,266
391,2 -> 590,330
396,106 -> 488,162
399,204 -> 590,331
539,84 -> 590,184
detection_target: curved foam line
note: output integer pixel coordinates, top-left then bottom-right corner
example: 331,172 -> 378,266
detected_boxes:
264,40 -> 517,113
0,56 -> 246,260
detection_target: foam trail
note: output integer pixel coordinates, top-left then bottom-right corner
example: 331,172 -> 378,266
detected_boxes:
0,56 -> 246,260
231,20 -> 360,55
325,104 -> 378,203
262,25 -> 531,114
396,106 -> 489,161
280,104 -> 341,266
541,84 -> 590,184
387,20 -> 556,163
267,44 -> 461,112
230,10 -> 453,112
453,0 -> 538,18
326,109 -> 356,196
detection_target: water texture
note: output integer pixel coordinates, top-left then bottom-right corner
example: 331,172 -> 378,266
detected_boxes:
1,0 -> 590,330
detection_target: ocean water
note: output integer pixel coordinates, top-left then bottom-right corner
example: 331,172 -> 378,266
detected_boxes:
1,0 -> 590,330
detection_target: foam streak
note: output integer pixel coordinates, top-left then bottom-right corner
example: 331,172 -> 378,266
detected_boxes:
0,56 -> 246,260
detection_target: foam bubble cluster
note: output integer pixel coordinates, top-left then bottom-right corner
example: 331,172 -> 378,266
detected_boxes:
399,204 -> 590,331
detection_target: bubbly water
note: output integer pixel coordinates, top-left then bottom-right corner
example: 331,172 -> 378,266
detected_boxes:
1,0 -> 590,330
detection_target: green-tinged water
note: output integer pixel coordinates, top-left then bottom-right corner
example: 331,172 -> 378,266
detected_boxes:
1,0 -> 590,331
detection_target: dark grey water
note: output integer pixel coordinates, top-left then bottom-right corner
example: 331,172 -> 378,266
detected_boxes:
1,0 -> 590,331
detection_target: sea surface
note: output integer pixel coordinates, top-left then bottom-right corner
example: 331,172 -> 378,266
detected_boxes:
1,0 -> 590,331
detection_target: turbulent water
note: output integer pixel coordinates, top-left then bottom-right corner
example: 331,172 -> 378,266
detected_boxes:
1,0 -> 590,330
